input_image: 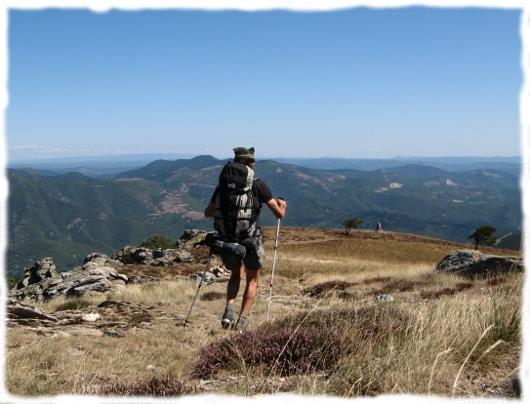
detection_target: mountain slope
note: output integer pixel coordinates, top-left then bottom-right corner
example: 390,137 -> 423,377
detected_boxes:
7,157 -> 521,275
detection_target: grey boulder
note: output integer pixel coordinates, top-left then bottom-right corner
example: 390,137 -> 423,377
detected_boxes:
435,249 -> 523,278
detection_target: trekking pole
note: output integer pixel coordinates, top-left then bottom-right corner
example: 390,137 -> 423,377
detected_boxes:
184,251 -> 213,325
267,217 -> 282,321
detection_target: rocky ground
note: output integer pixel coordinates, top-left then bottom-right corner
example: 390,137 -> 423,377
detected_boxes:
5,228 -> 523,398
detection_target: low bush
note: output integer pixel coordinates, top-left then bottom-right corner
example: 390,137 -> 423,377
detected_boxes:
377,279 -> 426,293
200,291 -> 224,301
192,327 -> 342,379
361,276 -> 394,284
100,375 -> 196,396
54,298 -> 93,312
486,277 -> 505,286
303,280 -> 356,298
140,234 -> 175,250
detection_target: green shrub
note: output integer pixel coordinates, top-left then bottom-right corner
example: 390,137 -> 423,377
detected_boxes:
6,275 -> 21,289
140,234 -> 175,250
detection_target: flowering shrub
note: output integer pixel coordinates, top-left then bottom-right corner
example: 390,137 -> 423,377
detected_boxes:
192,327 -> 342,379
101,375 -> 196,396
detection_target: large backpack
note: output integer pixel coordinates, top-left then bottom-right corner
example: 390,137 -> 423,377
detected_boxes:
214,161 -> 258,241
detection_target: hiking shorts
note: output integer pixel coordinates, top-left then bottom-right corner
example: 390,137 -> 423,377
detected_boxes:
221,236 -> 265,271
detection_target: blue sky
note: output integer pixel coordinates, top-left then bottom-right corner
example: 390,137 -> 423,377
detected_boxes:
7,7 -> 522,161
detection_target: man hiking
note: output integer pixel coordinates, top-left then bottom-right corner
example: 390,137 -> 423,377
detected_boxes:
204,146 -> 287,332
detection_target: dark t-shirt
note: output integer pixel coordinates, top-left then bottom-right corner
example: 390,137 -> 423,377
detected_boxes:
210,178 -> 273,217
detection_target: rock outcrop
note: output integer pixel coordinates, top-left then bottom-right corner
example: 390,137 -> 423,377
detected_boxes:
112,246 -> 194,266
175,229 -> 208,250
7,299 -> 58,323
10,230 -> 220,301
16,257 -> 60,289
435,250 -> 523,278
84,253 -> 123,267
11,256 -> 128,301
192,265 -> 230,283
112,229 -> 208,266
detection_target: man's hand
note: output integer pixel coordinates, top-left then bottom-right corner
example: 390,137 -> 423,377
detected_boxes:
266,198 -> 287,219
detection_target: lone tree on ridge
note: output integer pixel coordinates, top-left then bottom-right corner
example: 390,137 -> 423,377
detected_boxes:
342,217 -> 363,234
468,225 -> 497,250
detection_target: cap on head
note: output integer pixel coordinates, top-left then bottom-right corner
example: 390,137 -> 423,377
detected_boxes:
233,147 -> 255,162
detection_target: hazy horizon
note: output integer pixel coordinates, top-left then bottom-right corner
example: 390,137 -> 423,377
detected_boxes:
8,152 -> 522,165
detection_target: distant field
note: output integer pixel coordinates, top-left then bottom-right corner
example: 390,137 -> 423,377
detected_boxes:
6,228 -> 522,398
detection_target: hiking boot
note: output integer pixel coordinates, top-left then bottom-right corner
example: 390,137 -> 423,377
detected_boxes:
234,315 -> 248,334
221,306 -> 234,330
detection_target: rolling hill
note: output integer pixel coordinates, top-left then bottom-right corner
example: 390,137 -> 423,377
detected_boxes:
7,156 -> 521,275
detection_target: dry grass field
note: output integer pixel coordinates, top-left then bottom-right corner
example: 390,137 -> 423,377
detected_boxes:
5,227 -> 522,398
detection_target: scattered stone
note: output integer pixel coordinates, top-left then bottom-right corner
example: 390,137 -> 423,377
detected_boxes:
435,250 -> 523,278
192,265 -> 230,284
83,253 -> 123,267
7,299 -> 58,322
103,330 -> 125,338
82,313 -> 100,322
127,274 -> 160,284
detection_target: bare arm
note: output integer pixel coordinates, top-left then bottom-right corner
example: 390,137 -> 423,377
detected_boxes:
266,198 -> 287,219
204,201 -> 216,218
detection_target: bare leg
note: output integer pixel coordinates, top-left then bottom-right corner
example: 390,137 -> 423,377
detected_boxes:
240,268 -> 259,317
226,262 -> 244,305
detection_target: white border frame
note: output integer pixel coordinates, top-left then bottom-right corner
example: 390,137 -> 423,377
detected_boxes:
0,1 -> 527,403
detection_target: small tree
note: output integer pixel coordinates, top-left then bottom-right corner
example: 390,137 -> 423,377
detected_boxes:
342,217 -> 363,234
6,275 -> 20,290
140,234 -> 175,250
468,225 -> 497,250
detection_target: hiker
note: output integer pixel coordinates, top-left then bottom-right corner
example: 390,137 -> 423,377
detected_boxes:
204,147 -> 287,332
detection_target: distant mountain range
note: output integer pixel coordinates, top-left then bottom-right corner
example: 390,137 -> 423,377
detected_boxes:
275,156 -> 521,176
8,155 -> 521,275
9,155 -> 521,178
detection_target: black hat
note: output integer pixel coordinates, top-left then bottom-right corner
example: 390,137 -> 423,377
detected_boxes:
233,147 -> 255,161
